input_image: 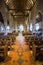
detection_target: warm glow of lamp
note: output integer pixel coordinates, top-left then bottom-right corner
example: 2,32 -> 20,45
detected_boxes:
36,15 -> 39,19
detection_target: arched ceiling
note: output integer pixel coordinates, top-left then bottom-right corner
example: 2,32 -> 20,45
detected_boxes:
4,0 -> 36,16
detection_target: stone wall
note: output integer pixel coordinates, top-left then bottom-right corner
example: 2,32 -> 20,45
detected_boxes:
0,0 -> 14,31
30,0 -> 43,35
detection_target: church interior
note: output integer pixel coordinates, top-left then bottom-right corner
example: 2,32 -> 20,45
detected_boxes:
0,0 -> 43,65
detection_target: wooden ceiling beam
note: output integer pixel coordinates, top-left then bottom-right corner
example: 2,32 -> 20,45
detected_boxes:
8,1 -> 36,12
11,14 -> 29,17
9,8 -> 30,11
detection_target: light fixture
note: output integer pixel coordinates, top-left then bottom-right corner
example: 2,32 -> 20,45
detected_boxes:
36,15 -> 39,19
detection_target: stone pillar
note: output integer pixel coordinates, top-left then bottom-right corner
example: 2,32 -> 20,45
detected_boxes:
0,1 -> 7,26
29,11 -> 31,32
14,19 -> 18,32
24,17 -> 28,32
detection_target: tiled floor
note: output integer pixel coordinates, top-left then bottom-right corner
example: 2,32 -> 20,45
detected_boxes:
0,44 -> 34,65
0,44 -> 43,65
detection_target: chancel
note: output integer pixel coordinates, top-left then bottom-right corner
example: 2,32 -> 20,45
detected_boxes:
0,0 -> 43,65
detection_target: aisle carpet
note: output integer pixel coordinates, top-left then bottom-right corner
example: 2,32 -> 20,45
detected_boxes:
0,43 -> 34,65
0,44 -> 43,65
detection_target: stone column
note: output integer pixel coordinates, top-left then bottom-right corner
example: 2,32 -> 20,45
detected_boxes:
14,18 -> 18,32
24,17 -> 28,32
29,11 -> 31,32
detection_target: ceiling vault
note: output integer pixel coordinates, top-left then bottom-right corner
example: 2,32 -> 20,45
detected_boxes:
4,0 -> 36,16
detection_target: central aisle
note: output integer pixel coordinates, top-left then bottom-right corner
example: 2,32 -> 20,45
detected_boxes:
5,43 -> 34,65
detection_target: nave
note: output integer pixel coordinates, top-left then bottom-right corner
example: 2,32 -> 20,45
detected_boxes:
0,0 -> 43,65
0,33 -> 43,65
0,33 -> 34,65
